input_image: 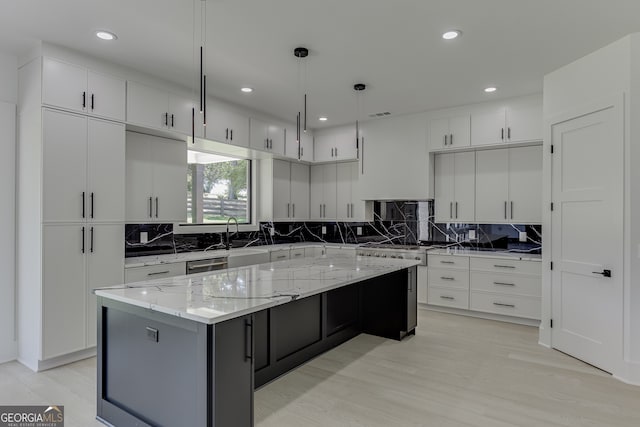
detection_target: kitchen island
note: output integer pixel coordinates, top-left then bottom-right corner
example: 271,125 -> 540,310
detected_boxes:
95,254 -> 420,427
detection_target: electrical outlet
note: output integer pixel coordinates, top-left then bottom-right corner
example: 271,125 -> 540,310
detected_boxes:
269,227 -> 275,236
519,231 -> 527,242
357,227 -> 363,236
140,232 -> 148,244
468,230 -> 476,240
321,226 -> 327,235
446,234 -> 450,242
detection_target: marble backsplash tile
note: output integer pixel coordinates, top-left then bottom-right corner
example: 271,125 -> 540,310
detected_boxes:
124,201 -> 542,256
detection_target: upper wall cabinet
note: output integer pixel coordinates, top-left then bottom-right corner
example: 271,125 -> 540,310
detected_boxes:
434,151 -> 475,223
126,81 -> 199,137
259,159 -> 309,222
284,126 -> 313,162
475,145 -> 542,224
314,125 -> 358,162
42,57 -> 126,121
250,118 -> 285,155
359,113 -> 431,200
428,114 -> 470,151
204,98 -> 249,147
471,94 -> 542,147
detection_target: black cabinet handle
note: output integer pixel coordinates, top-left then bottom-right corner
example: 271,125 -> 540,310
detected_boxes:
164,112 -> 168,126
82,192 -> 85,218
504,201 -> 507,219
226,128 -> 229,140
149,197 -> 153,218
450,133 -> 454,145
501,128 -> 504,140
90,192 -> 94,219
508,127 -> 511,139
171,114 -> 174,128
510,201 -> 514,219
244,318 -> 253,361
82,91 -> 86,108
455,202 -> 458,219
91,93 -> 94,111
81,227 -> 85,254
155,197 -> 159,218
90,227 -> 94,253
592,269 -> 612,278
230,129 -> 233,141
493,302 -> 516,308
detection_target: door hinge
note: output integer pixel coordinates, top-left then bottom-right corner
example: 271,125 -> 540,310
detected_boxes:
550,319 -> 553,328
550,261 -> 554,270
550,202 -> 554,211
550,144 -> 554,154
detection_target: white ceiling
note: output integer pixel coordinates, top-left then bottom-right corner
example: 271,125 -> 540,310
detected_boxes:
2,0 -> 640,128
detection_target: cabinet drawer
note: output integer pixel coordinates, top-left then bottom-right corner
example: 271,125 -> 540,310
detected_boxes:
428,287 -> 469,309
125,262 -> 186,283
270,249 -> 290,262
470,257 -> 541,276
428,267 -> 469,289
470,272 -> 541,297
428,255 -> 469,270
470,291 -> 541,320
290,248 -> 305,259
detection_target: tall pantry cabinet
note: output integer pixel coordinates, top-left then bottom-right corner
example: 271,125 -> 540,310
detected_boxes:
17,57 -> 126,371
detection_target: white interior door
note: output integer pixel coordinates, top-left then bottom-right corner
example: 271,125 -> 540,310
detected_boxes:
551,101 -> 623,373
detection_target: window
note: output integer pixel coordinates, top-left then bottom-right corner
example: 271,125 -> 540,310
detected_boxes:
187,150 -> 250,224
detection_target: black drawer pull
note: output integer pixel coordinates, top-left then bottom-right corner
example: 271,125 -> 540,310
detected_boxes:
493,282 -> 515,286
147,270 -> 170,276
494,264 -> 516,269
440,296 -> 455,300
493,302 -> 515,308
440,276 -> 455,281
440,260 -> 454,264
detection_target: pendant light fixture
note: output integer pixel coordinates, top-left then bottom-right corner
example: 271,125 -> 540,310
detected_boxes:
354,83 -> 366,161
192,0 -> 208,143
294,46 -> 309,158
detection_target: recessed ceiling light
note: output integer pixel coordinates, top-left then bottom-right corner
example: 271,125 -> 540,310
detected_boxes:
241,87 -> 253,93
442,30 -> 461,40
96,31 -> 117,41
484,86 -> 497,93
318,117 -> 328,121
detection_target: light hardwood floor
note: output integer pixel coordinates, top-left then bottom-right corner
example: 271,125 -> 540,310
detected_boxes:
2,310 -> 639,427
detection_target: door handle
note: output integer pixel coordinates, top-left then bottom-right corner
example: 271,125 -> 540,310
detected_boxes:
449,202 -> 453,219
245,318 -> 253,362
510,201 -> 514,219
443,135 -> 447,146
171,114 -> 174,128
230,129 -> 233,140
450,133 -> 453,145
592,269 -> 612,278
455,202 -> 458,219
82,191 -> 85,218
81,227 -> 85,254
292,203 -> 295,217
90,226 -> 94,253
164,112 -> 168,127
287,203 -> 290,218
501,128 -> 504,140
226,128 -> 229,140
507,127 -> 511,139
90,192 -> 94,219
155,197 -> 159,218
91,93 -> 95,111
82,91 -> 86,109
504,201 -> 507,220
149,197 -> 153,218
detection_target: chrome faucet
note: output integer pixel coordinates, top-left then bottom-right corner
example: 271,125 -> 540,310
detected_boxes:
225,217 -> 239,250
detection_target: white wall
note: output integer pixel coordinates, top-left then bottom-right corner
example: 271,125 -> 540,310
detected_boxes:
0,51 -> 18,363
542,34 -> 640,384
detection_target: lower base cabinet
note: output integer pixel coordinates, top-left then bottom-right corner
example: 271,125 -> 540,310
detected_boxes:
97,267 -> 417,427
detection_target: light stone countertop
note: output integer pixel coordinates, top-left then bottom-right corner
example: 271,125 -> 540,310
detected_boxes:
98,254 -> 420,324
124,243 -> 360,268
426,247 -> 542,262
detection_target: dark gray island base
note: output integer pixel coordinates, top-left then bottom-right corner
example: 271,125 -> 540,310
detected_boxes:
96,266 -> 417,427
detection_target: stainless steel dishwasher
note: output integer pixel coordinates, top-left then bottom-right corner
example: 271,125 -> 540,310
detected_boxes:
186,257 -> 228,274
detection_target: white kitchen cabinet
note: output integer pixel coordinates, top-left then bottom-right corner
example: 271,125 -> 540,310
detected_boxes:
250,118 -> 285,155
428,114 -> 470,151
336,162 -> 368,221
417,266 -> 428,304
42,223 -> 124,358
42,225 -> 87,359
471,94 -> 542,147
475,145 -> 542,223
434,151 -> 475,223
86,224 -> 124,347
42,109 -> 125,223
42,57 -> 126,121
259,159 -> 309,222
284,126 -> 313,161
310,163 -> 337,220
125,131 -> 187,223
359,113 -> 431,200
270,249 -> 290,262
205,98 -> 249,147
314,125 -> 357,162
127,81 -> 197,136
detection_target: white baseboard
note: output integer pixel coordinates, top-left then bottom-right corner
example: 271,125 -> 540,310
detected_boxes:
33,347 -> 96,372
418,303 -> 541,327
